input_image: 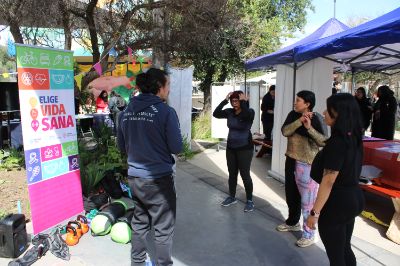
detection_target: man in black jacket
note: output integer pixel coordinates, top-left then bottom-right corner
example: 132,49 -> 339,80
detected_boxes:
261,85 -> 275,141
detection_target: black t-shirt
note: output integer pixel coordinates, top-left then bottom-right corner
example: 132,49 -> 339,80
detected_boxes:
311,135 -> 363,188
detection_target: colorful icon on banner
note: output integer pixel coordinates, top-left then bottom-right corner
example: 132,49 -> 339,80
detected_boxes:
30,109 -> 38,120
40,144 -> 63,162
49,70 -> 74,90
39,53 -> 51,66
68,155 -> 79,171
31,120 -> 39,131
18,68 -> 50,90
62,141 -> 78,156
24,148 -> 42,184
41,157 -> 69,180
29,97 -> 38,108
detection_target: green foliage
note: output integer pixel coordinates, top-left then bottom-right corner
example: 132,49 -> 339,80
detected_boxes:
192,111 -> 212,140
0,209 -> 9,220
169,0 -> 313,109
0,45 -> 16,82
78,125 -> 127,196
179,135 -> 195,160
0,149 -> 25,171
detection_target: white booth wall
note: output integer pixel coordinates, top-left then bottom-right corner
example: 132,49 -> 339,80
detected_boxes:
211,84 -> 235,139
168,67 -> 194,144
269,58 -> 333,181
211,82 -> 270,139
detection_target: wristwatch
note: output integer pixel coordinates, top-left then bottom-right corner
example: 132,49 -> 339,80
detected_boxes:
310,209 -> 320,218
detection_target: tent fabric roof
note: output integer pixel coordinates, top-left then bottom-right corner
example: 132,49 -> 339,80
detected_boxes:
245,18 -> 349,71
294,7 -> 400,71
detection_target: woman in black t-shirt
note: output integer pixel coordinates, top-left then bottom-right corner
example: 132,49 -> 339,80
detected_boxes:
308,93 -> 365,266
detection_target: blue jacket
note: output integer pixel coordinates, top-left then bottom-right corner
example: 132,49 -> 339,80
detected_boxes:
117,93 -> 183,178
213,99 -> 254,150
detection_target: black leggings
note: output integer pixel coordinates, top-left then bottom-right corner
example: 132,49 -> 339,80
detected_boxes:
284,156 -> 301,226
318,188 -> 364,266
319,219 -> 356,266
226,148 -> 253,201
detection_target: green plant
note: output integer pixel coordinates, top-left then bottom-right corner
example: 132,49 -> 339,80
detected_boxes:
179,135 -> 195,160
0,149 -> 25,171
78,130 -> 127,196
192,111 -> 212,139
0,209 -> 9,220
80,163 -> 105,196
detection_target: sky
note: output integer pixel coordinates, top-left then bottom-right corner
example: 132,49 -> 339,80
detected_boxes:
282,0 -> 399,46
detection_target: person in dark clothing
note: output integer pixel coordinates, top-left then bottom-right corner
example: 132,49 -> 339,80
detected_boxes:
213,91 -> 255,212
371,85 -> 398,140
117,68 -> 183,266
308,93 -> 365,266
355,87 -> 372,133
261,85 -> 275,141
332,81 -> 341,95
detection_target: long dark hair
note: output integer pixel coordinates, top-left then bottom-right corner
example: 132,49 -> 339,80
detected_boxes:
377,85 -> 394,100
327,93 -> 362,145
356,87 -> 367,99
136,68 -> 168,94
297,90 -> 315,111
99,90 -> 108,102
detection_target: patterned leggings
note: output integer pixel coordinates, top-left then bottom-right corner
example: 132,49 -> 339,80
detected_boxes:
295,161 -> 319,239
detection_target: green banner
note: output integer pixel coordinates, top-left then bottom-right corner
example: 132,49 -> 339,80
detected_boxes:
16,45 -> 73,70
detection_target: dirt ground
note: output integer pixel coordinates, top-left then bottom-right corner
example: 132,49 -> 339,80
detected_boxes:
0,169 -> 31,220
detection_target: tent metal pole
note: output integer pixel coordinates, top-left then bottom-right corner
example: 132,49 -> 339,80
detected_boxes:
292,63 -> 297,107
351,69 -> 355,94
244,71 -> 247,95
259,81 -> 261,133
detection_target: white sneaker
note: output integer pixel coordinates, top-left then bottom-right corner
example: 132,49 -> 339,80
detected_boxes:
296,236 -> 317,248
276,222 -> 301,232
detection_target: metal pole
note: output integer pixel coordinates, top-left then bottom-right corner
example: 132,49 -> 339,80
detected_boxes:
351,69 -> 355,94
259,81 -> 261,133
334,0 -> 336,18
292,63 -> 297,109
244,71 -> 247,95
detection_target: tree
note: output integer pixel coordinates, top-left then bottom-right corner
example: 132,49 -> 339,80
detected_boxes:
166,0 -> 313,110
68,0 -> 167,89
0,46 -> 16,82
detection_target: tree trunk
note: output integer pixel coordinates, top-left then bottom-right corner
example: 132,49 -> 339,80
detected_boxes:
9,22 -> 23,43
59,0 -> 72,50
81,70 -> 99,91
217,65 -> 228,82
200,65 -> 215,111
86,0 -> 100,63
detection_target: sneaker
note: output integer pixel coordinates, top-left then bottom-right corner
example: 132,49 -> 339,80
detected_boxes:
221,196 -> 237,206
296,237 -> 317,248
244,200 -> 255,212
276,222 -> 301,232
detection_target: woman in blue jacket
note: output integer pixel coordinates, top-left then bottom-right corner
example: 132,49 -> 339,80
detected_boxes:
213,91 -> 255,212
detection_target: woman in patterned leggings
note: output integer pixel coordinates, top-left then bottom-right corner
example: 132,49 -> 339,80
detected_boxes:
277,90 -> 327,247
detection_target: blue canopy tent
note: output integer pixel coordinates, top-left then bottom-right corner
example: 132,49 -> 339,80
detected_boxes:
294,7 -> 400,74
244,18 -> 349,102
243,18 -> 351,184
245,18 -> 349,71
243,7 -> 400,189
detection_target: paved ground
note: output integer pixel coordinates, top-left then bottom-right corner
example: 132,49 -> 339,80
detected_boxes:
1,142 -> 399,266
